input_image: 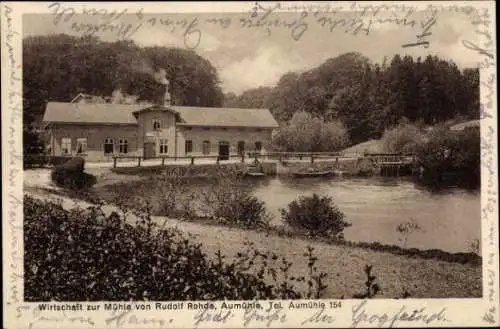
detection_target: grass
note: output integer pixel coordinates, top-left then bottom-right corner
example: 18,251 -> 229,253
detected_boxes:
24,168 -> 482,298
25,184 -> 482,299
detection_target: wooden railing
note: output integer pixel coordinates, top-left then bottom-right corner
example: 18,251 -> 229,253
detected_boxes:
112,154 -> 248,168
111,152 -> 418,168
364,153 -> 416,164
247,151 -> 344,164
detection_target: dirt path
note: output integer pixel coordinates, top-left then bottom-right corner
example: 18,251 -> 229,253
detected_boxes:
24,173 -> 481,299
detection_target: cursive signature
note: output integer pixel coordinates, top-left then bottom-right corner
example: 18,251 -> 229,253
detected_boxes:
193,308 -> 233,328
29,308 -> 95,329
242,307 -> 287,327
105,309 -> 170,327
351,300 -> 449,328
300,307 -> 335,325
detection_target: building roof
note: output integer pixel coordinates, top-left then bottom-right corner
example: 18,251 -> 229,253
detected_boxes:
70,93 -> 109,104
43,102 -> 145,125
173,106 -> 279,128
43,102 -> 279,128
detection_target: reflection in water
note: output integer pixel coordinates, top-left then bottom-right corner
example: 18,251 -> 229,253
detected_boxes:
244,176 -> 480,253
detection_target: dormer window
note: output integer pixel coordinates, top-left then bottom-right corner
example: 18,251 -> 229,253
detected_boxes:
153,118 -> 161,130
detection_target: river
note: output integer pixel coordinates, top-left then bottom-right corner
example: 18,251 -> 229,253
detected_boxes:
244,176 -> 480,253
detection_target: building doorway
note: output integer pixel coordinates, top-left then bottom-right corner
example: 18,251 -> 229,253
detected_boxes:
218,141 -> 230,160
255,141 -> 263,153
237,141 -> 245,155
144,142 -> 156,159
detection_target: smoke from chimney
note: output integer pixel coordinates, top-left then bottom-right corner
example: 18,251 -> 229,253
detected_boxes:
154,68 -> 169,85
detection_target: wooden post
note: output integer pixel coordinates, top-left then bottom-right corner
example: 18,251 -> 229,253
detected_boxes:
113,157 -> 117,168
241,153 -> 245,163
216,156 -> 220,164
138,157 -> 141,167
162,157 -> 165,166
191,156 -> 194,165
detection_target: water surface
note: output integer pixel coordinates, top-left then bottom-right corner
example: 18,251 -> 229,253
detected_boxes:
246,176 -> 480,253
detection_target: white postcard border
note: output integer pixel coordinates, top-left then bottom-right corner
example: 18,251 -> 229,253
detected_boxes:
2,1 -> 498,328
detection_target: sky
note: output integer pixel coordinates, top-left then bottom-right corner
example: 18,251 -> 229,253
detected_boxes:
23,7 -> 481,95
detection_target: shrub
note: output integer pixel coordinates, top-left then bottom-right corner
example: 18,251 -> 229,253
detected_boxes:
51,157 -> 95,189
381,122 -> 424,154
416,126 -> 480,188
280,193 -> 351,238
353,158 -> 375,176
214,193 -> 270,229
24,195 -> 331,301
199,167 -> 270,229
396,219 -> 423,248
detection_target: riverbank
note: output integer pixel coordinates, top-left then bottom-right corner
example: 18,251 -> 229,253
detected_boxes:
24,186 -> 482,299
24,168 -> 481,256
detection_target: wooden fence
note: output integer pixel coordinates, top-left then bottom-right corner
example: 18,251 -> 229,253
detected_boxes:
112,154 -> 248,168
111,152 -> 417,168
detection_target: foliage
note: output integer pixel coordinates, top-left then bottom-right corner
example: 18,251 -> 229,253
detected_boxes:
199,167 -> 270,229
24,195 -> 330,301
51,157 -> 96,190
353,158 -> 376,177
381,121 -> 425,154
225,53 -> 479,144
416,126 -> 480,188
280,193 -> 351,238
396,219 -> 423,248
272,111 -> 349,152
353,265 -> 381,299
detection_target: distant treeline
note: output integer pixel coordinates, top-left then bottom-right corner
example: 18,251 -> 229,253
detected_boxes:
224,52 -> 480,144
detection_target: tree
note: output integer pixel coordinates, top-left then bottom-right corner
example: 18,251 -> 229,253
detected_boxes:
226,52 -> 480,147
271,112 -> 348,152
381,121 -> 425,154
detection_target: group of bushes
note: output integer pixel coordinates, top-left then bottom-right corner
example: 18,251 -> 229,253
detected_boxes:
24,195 -> 332,301
50,157 -> 96,189
417,126 -> 480,188
381,121 -> 481,188
104,167 -> 350,238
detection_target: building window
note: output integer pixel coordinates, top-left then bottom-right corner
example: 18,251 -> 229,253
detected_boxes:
202,140 -> 210,155
203,127 -> 210,131
255,141 -> 263,152
185,127 -> 192,131
185,140 -> 193,154
104,138 -> 114,154
76,138 -> 87,154
153,118 -> 161,130
61,138 -> 71,154
119,138 -> 128,154
159,139 -> 168,154
256,128 -> 263,132
237,141 -> 245,155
